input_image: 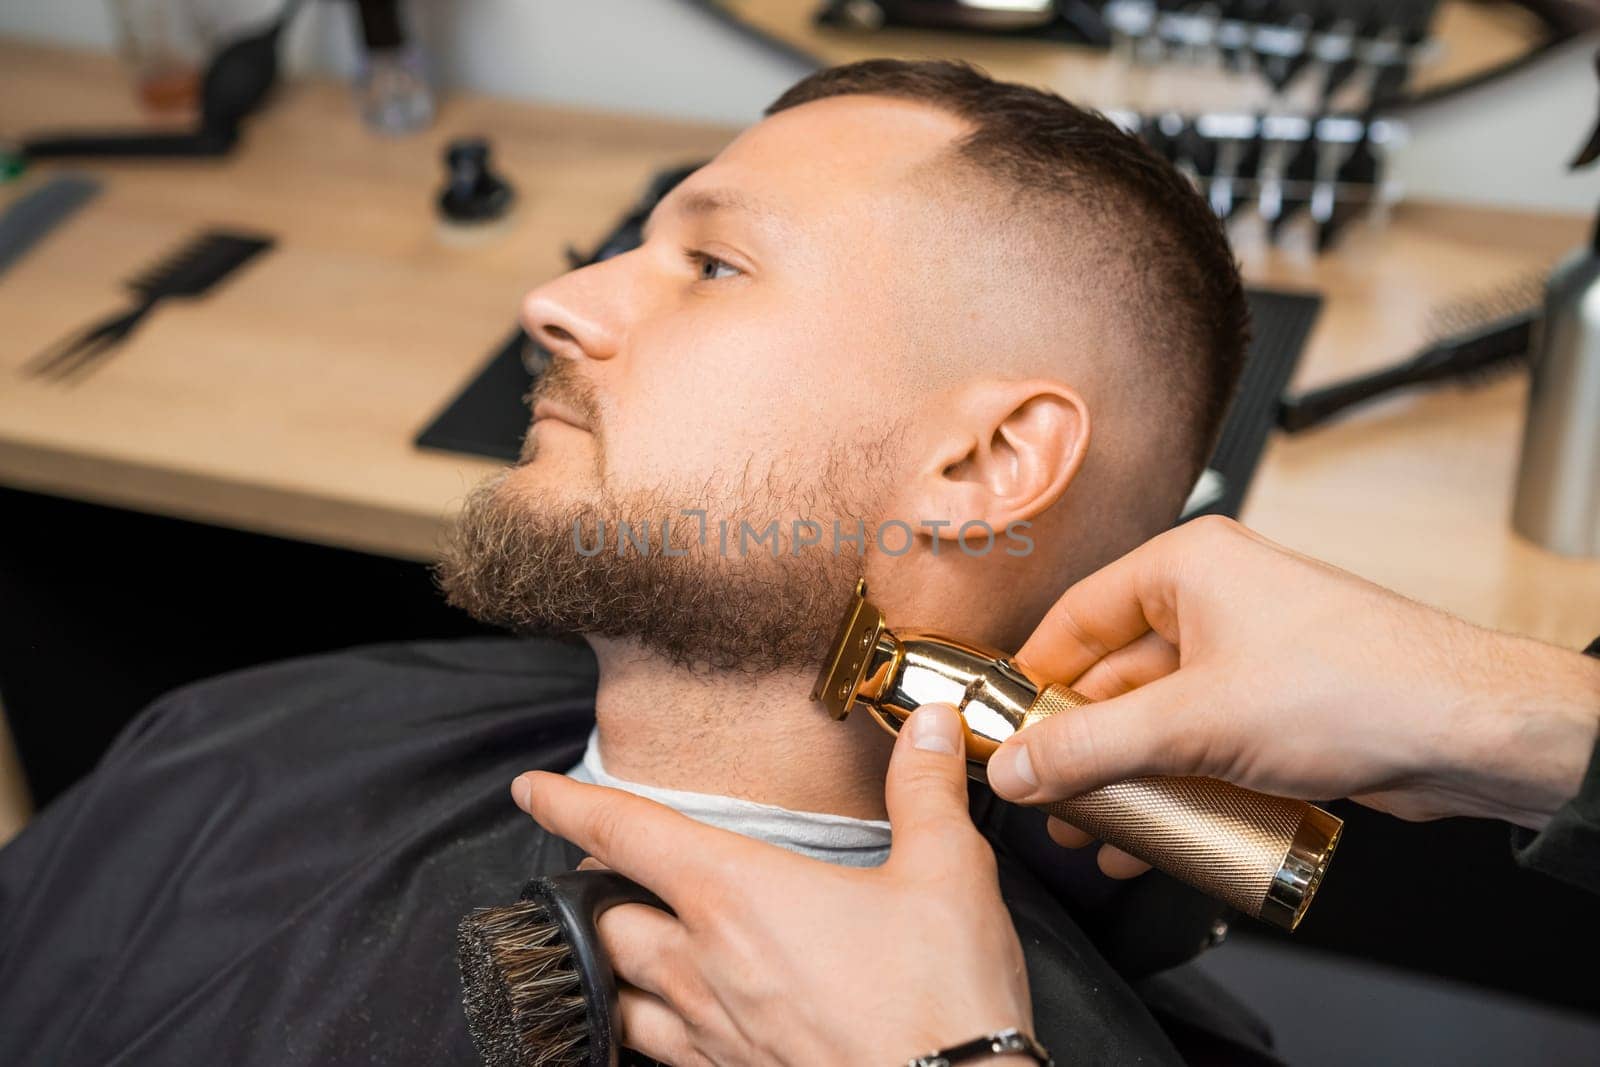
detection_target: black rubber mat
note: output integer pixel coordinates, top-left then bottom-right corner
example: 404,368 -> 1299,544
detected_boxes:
1194,287 -> 1323,519
414,323 -> 532,464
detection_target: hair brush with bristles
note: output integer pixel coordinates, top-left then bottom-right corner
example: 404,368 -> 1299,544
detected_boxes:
457,870 -> 668,1067
1277,273 -> 1547,433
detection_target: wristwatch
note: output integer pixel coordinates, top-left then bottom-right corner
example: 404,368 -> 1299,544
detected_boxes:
905,1027 -> 1053,1067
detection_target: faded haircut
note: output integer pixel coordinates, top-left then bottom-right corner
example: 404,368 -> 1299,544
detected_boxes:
767,59 -> 1251,485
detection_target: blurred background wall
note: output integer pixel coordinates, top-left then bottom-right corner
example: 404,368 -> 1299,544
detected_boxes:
1,0 -> 1594,212
0,0 -> 807,124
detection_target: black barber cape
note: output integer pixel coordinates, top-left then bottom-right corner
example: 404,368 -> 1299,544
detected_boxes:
0,638 -> 1278,1065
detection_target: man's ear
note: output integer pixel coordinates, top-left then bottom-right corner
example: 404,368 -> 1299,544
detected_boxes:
903,379 -> 1090,540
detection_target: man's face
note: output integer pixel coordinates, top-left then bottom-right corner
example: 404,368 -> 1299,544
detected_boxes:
439,97 -> 981,669
511,95 -> 970,509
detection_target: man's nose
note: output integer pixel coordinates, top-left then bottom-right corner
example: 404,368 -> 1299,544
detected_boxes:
520,260 -> 627,362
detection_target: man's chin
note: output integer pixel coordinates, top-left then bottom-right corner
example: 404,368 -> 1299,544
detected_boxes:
435,472 -> 864,673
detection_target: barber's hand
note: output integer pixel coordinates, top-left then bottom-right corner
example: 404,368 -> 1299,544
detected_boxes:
513,704 -> 1035,1067
987,517 -> 1600,859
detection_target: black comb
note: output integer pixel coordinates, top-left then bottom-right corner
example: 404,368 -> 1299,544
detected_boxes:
1277,274 -> 1544,434
24,228 -> 274,382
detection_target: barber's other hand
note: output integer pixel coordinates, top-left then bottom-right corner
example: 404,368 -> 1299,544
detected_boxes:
513,704 -> 1034,1067
988,517 -> 1600,838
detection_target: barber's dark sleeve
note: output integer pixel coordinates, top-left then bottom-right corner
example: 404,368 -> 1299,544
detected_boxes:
1509,637 -> 1600,895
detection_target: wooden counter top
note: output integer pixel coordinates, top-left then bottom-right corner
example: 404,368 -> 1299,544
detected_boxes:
0,41 -> 735,560
3,40 -> 1597,646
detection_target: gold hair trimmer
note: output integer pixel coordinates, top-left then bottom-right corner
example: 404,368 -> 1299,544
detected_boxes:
813,581 -> 1341,930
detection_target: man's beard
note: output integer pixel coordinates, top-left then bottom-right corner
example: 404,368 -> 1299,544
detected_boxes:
436,394 -> 898,673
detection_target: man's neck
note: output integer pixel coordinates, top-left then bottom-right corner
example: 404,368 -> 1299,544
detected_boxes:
586,637 -> 896,821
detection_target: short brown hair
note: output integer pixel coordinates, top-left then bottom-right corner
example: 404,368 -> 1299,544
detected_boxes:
767,59 -> 1250,482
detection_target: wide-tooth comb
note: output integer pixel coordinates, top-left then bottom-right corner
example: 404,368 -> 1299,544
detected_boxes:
127,230 -> 274,299
1277,272 -> 1546,433
24,228 -> 274,381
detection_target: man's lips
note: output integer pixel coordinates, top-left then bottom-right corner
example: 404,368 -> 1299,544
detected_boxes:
532,398 -> 590,431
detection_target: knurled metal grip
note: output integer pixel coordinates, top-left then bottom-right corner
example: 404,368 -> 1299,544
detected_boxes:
1024,684 -> 1341,929
810,582 -> 1343,930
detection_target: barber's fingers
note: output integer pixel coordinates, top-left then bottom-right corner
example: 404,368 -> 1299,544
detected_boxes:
885,704 -> 992,876
987,673 -> 1206,803
1014,533 -> 1177,685
1046,819 -> 1152,879
1098,847 -> 1152,879
1015,516 -> 1272,686
619,986 -> 707,1067
513,772 -> 752,912
597,902 -> 693,1007
1046,816 -> 1093,849
1070,629 -> 1180,702
1062,627 -> 1177,882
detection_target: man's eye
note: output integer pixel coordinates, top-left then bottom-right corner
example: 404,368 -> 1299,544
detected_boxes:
686,251 -> 741,282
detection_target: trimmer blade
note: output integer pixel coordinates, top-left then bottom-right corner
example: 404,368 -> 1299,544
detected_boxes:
810,578 -> 883,719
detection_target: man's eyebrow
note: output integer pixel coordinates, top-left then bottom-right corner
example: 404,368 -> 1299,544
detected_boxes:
641,188 -> 786,242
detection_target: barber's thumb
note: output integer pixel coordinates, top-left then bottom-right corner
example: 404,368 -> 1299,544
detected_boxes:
884,703 -> 975,846
986,676 -> 1188,804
